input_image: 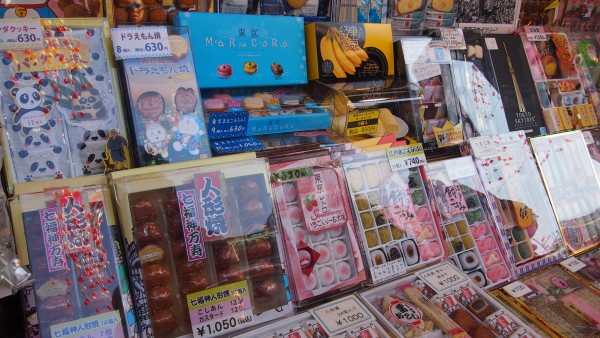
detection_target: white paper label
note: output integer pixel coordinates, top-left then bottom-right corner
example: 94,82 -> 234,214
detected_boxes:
440,28 -> 466,50
0,19 -> 43,50
583,131 -> 595,145
525,26 -> 547,41
387,143 -> 427,171
561,256 -> 587,272
445,157 -> 477,180
485,37 -> 498,50
503,281 -> 533,298
411,63 -> 442,83
470,136 -> 497,158
401,39 -> 430,64
309,296 -> 373,336
417,262 -> 469,293
111,26 -> 172,60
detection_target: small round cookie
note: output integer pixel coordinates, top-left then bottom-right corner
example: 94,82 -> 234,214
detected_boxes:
243,97 -> 265,110
128,7 -> 147,23
168,34 -> 189,60
149,7 -> 167,22
63,3 -> 90,17
114,7 -> 129,22
253,92 -> 273,102
203,99 -> 226,112
167,9 -> 179,23
287,0 -> 308,8
115,0 -> 134,7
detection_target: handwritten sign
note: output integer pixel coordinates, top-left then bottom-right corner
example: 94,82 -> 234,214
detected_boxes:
445,182 -> 468,215
195,172 -> 229,239
111,26 -> 172,60
440,28 -> 466,50
382,173 -> 418,228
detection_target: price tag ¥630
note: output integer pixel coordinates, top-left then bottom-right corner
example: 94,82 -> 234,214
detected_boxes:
110,26 -> 172,60
0,19 -> 43,50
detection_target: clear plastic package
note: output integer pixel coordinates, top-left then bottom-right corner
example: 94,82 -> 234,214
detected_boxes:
341,149 -> 445,285
569,32 -> 600,119
110,154 -> 293,337
426,157 -> 514,288
270,153 -> 367,306
0,19 -> 129,192
530,130 -> 600,254
466,131 -> 568,277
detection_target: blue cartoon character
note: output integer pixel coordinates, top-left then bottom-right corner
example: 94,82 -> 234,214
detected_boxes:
172,114 -> 205,156
5,76 -> 56,135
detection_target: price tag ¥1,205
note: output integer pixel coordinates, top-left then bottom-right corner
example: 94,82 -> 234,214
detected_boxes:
387,143 -> 427,171
308,296 -> 373,336
111,26 -> 172,60
0,19 -> 43,50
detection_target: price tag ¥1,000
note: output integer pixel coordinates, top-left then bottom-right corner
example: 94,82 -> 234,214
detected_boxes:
417,262 -> 469,293
272,166 -> 314,183
387,143 -> 427,171
0,19 -> 43,50
111,26 -> 172,60
308,296 -> 373,336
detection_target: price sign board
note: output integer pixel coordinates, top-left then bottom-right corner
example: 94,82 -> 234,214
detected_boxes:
272,167 -> 313,183
503,281 -> 533,298
525,26 -> 547,41
111,26 -> 172,60
470,136 -> 498,159
346,110 -> 379,136
387,143 -> 427,171
560,257 -> 586,273
0,19 -> 43,50
445,157 -> 477,180
308,296 -> 373,336
417,262 -> 469,293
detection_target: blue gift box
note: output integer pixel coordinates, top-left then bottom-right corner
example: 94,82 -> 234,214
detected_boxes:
174,12 -> 308,89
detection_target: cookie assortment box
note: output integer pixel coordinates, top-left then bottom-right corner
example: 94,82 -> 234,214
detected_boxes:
173,12 -> 308,89
110,153 -> 293,337
0,19 -> 129,193
465,131 -> 567,277
520,32 -> 598,133
566,248 -> 600,290
270,153 -> 367,306
500,265 -> 600,337
120,27 -> 211,167
111,0 -> 207,26
9,176 -> 138,338
341,149 -> 445,285
359,261 -> 539,338
530,131 -> 600,254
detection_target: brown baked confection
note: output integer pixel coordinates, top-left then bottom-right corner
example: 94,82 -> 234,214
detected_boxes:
87,0 -> 100,16
63,3 -> 90,17
115,0 -> 134,7
128,7 -> 147,23
467,298 -> 495,321
176,0 -> 195,9
114,7 -> 129,22
57,0 -> 74,11
141,0 -> 157,8
469,326 -> 496,338
149,8 -> 167,22
167,9 -> 179,22
450,309 -> 477,332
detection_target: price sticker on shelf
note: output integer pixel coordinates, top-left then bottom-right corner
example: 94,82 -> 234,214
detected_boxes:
417,262 -> 469,293
470,136 -> 497,159
110,26 -> 171,60
271,166 -> 313,183
0,19 -> 43,50
525,26 -> 547,41
346,110 -> 379,137
503,281 -> 533,298
560,257 -> 587,272
445,156 -> 477,180
308,296 -> 373,336
484,37 -> 498,50
386,143 -> 427,171
188,281 -> 255,338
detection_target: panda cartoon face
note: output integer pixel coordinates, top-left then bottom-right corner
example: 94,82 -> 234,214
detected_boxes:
4,77 -> 55,134
76,129 -> 109,175
71,88 -> 108,120
17,150 -> 64,182
14,86 -> 43,110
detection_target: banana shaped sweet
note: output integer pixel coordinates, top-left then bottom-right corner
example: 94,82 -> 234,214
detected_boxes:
320,32 -> 346,78
333,28 -> 369,62
333,31 -> 362,67
331,35 -> 356,75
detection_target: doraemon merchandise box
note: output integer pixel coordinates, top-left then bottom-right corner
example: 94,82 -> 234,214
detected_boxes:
0,0 -> 109,19
0,19 -> 130,192
174,12 -> 308,89
120,27 -> 211,167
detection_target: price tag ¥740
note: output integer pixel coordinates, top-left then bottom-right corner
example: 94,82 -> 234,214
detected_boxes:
110,26 -> 172,60
0,19 -> 43,50
387,143 -> 427,171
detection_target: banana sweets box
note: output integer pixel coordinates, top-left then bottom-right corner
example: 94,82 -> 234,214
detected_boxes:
305,22 -> 394,82
173,12 -> 308,89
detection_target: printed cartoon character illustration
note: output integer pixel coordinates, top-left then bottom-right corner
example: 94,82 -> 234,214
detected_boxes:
0,0 -> 100,18
77,129 -> 108,175
18,150 -> 64,182
172,114 -> 204,155
174,87 -> 197,114
70,87 -> 108,120
4,78 -> 56,135
105,129 -> 129,172
136,91 -> 165,121
143,121 -> 169,158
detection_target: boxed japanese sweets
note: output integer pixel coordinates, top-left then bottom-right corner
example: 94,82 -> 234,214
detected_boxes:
216,0 -> 331,22
451,34 -> 510,138
570,32 -> 600,118
583,128 -> 600,172
234,295 -> 390,337
500,265 -> 600,337
395,37 -> 463,157
521,32 -> 598,133
111,0 -> 208,26
0,19 -> 129,192
530,131 -> 600,254
426,156 -> 514,289
466,131 -> 568,277
483,34 -> 545,137
269,152 -> 367,307
0,0 -> 108,18
359,261 -> 539,338
561,248 -> 600,291
304,22 -> 394,82
120,27 -> 211,167
174,13 -> 308,89
110,153 -> 293,337
10,176 -> 137,338
341,147 -> 445,285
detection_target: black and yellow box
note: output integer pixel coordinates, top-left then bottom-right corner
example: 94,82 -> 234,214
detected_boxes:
305,23 -> 394,82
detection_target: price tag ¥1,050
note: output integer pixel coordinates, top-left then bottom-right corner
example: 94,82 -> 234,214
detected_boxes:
0,19 -> 43,50
111,26 -> 172,60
